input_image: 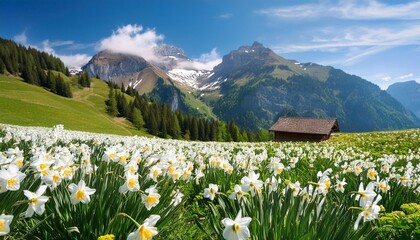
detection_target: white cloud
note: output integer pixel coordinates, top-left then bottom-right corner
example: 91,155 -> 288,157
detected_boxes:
274,25 -> 420,53
58,54 -> 91,68
371,73 -> 418,89
218,13 -> 233,19
176,48 -> 222,71
98,24 -> 164,62
397,73 -> 414,80
272,24 -> 420,65
13,31 -> 27,45
41,40 -> 91,67
381,76 -> 392,81
257,1 -> 420,20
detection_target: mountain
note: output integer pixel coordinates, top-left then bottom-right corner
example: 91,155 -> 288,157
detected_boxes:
82,50 -> 215,118
387,81 -> 420,119
205,42 -> 420,132
82,42 -> 419,132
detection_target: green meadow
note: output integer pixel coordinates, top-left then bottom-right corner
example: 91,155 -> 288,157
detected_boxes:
0,74 -> 149,136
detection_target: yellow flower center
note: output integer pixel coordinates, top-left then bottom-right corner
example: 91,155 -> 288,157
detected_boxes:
276,168 -> 283,174
128,178 -> 137,189
0,219 -> 5,232
153,170 -> 159,178
109,153 -> 116,159
400,177 -> 410,182
119,155 -> 128,163
129,166 -> 136,173
53,175 -> 60,184
40,163 -> 48,170
324,179 -> 331,190
232,223 -> 240,233
7,178 -> 17,188
139,225 -> 155,240
63,168 -> 73,177
168,166 -> 175,174
76,189 -> 86,200
16,159 -> 23,167
30,197 -> 38,204
173,173 -> 180,179
145,195 -> 159,205
368,170 -> 377,179
363,209 -> 370,217
41,170 -> 48,176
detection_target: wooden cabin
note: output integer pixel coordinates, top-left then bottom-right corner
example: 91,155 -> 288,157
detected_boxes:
269,117 -> 339,142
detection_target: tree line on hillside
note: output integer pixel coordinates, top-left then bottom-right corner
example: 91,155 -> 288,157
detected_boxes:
0,38 -> 80,98
106,83 -> 272,142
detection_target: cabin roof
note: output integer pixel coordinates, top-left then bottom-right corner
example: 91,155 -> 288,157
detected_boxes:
269,117 -> 339,135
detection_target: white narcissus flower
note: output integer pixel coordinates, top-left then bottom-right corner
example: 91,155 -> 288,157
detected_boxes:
377,179 -> 390,193
241,171 -> 263,196
127,215 -> 160,240
0,164 -> 26,192
229,184 -> 246,200
355,182 -> 376,208
0,214 -> 13,236
68,180 -> 96,204
41,170 -> 62,189
142,186 -> 161,210
119,172 -> 140,193
222,210 -> 252,240
170,189 -> 184,206
335,178 -> 347,193
288,181 -> 301,197
24,185 -> 49,218
203,183 -> 218,201
265,176 -> 279,193
354,195 -> 382,230
367,168 -> 378,180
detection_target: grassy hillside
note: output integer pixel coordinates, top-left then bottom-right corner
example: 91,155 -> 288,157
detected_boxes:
0,74 -> 150,136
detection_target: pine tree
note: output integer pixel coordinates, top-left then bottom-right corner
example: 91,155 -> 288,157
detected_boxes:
148,112 -> 159,135
21,65 -> 36,84
0,58 -> 6,74
132,107 -> 145,130
64,82 -> 73,98
172,114 -> 181,139
47,71 -> 56,92
107,88 -> 119,117
191,117 -> 199,140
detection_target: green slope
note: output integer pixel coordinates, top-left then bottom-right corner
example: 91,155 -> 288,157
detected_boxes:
0,74 -> 149,136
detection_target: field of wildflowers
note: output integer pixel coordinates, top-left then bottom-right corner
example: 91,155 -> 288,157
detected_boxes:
0,124 -> 419,239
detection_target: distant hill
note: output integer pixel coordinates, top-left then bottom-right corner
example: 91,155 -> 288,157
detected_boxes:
0,74 -> 148,136
387,80 -> 420,119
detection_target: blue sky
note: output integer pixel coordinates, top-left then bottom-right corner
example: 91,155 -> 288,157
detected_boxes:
1,0 -> 419,89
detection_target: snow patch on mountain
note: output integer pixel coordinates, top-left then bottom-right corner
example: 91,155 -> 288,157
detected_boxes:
168,69 -> 215,90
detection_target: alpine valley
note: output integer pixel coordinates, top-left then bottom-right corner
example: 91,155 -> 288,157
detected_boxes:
83,42 -> 420,132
